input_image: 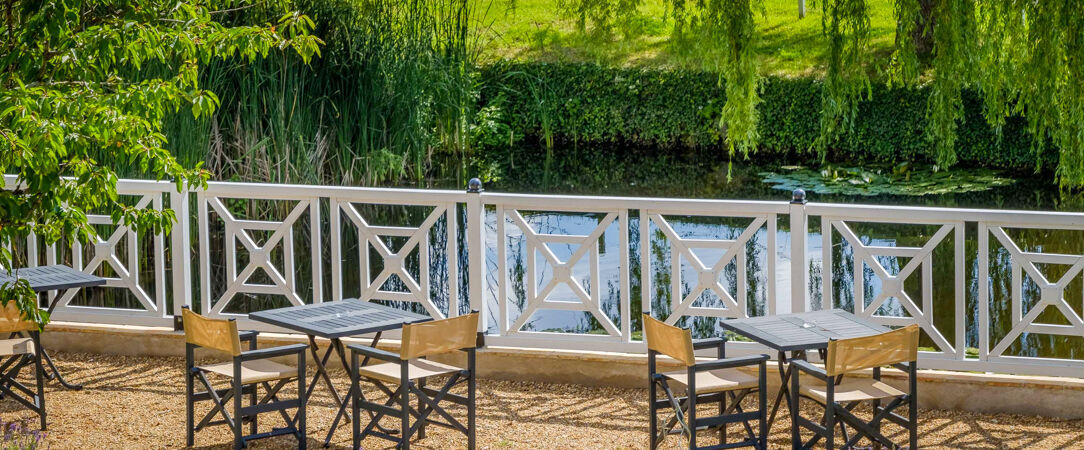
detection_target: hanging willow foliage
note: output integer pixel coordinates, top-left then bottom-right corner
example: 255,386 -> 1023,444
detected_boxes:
973,0 -> 1024,136
1058,4 -> 1084,187
715,0 -> 761,156
1012,0 -> 1084,188
887,0 -> 1084,187
816,0 -> 872,153
888,0 -> 921,87
668,0 -> 761,157
555,0 -> 644,37
924,0 -> 976,169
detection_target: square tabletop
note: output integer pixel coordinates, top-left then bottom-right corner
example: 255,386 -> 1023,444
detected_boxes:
248,299 -> 431,339
0,265 -> 106,293
718,309 -> 890,352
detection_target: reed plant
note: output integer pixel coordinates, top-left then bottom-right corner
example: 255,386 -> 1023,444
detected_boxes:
161,0 -> 485,187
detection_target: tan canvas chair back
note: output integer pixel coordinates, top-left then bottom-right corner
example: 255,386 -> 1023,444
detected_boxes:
400,313 -> 479,360
182,308 -> 242,357
642,314 -> 695,366
0,302 -> 37,333
825,324 -> 919,376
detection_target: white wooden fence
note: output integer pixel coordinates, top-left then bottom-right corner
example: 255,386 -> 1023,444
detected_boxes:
5,176 -> 1084,377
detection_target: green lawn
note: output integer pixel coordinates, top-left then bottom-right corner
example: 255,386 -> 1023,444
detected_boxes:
473,0 -> 899,76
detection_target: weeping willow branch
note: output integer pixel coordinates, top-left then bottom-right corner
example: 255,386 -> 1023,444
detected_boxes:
925,0 -> 976,169
664,0 -> 761,157
555,0 -> 644,38
889,0 -> 920,87
816,0 -> 871,155
716,0 -> 761,157
1047,1 -> 1083,188
903,0 -> 1083,187
973,0 -> 1022,136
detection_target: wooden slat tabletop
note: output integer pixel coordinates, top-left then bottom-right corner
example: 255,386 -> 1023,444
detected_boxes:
249,299 -> 430,339
0,265 -> 106,292
719,309 -> 889,352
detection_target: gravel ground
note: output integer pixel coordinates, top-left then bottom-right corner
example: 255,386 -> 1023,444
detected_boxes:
0,352 -> 1080,449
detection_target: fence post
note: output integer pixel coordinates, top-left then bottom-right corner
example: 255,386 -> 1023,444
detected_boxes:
788,188 -> 808,314
170,186 -> 193,327
465,178 -> 486,332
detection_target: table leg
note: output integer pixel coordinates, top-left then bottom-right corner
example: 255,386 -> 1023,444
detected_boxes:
39,348 -> 81,390
767,349 -> 808,431
28,289 -> 83,390
321,339 -> 351,447
306,335 -> 346,412
766,350 -> 788,429
321,332 -> 399,447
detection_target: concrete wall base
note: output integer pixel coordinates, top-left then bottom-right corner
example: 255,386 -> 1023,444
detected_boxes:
42,321 -> 1084,419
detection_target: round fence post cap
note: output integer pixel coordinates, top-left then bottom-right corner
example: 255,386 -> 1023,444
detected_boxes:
467,178 -> 484,193
791,188 -> 807,204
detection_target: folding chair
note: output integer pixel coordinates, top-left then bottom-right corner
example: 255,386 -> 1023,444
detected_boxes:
182,307 -> 308,449
644,314 -> 769,450
0,302 -> 46,431
349,312 -> 480,450
790,324 -> 920,450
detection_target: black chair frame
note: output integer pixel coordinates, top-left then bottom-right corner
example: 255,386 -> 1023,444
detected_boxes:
348,335 -> 480,450
649,336 -> 770,450
0,331 -> 46,431
184,318 -> 308,450
790,359 -> 918,450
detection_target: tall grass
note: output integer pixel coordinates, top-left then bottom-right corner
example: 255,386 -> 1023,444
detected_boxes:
164,0 -> 485,187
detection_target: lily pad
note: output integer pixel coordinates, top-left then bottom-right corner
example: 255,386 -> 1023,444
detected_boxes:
758,164 -> 1015,196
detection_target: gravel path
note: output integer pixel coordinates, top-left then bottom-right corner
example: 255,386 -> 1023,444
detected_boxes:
0,353 -> 1080,449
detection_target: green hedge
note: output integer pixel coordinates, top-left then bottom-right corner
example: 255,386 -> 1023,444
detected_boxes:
477,62 -> 1054,172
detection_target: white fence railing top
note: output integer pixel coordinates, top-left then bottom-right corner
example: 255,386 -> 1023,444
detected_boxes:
806,201 -> 1084,227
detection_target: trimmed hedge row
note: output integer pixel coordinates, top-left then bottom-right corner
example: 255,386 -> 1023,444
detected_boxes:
477,62 -> 1054,172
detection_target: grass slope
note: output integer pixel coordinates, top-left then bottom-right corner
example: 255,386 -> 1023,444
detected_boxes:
474,0 -> 899,76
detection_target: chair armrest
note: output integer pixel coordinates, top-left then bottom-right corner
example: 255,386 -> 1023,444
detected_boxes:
240,343 -> 308,361
348,344 -> 402,364
238,330 -> 259,342
791,359 -> 829,381
694,354 -> 769,371
692,337 -> 727,350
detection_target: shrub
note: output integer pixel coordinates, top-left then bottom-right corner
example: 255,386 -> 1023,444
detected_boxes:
478,62 -> 1056,173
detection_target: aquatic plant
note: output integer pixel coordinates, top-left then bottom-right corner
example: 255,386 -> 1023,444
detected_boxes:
758,164 -> 1014,196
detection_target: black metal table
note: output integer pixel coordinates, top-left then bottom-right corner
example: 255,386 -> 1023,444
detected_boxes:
718,309 -> 889,430
249,299 -> 430,446
0,265 -> 106,390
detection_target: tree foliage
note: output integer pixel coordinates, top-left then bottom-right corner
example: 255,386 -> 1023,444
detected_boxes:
555,0 -> 643,38
816,0 -> 871,154
668,0 -> 762,157
0,0 -> 321,326
549,0 -> 1084,188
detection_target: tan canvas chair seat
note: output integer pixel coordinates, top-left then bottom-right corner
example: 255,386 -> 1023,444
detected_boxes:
791,325 -> 920,449
198,358 -> 297,384
358,359 -> 462,384
642,314 -> 770,449
662,368 -> 759,394
349,312 -> 481,449
0,338 -> 35,356
799,377 -> 905,404
182,308 -> 307,448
